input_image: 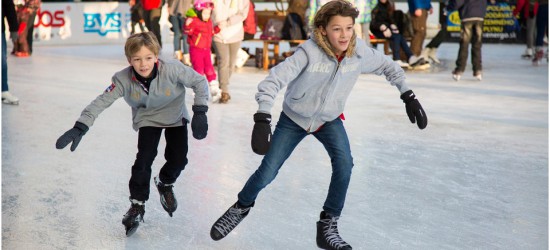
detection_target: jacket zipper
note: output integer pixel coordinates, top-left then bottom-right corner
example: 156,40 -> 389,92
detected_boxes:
306,59 -> 341,132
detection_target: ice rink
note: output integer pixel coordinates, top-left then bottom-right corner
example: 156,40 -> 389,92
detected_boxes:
2,41 -> 548,249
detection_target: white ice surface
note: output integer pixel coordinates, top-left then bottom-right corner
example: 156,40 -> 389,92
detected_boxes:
2,42 -> 548,250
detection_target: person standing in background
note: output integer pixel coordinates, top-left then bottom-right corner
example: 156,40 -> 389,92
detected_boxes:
420,0 -> 448,64
243,0 -> 257,40
532,0 -> 548,65
407,0 -> 432,68
2,0 -> 20,105
447,0 -> 487,81
212,0 -> 250,104
130,0 -> 147,34
185,0 -> 222,102
167,0 -> 192,65
354,0 -> 377,46
25,0 -> 40,55
12,0 -> 40,57
513,0 -> 537,59
141,0 -> 164,47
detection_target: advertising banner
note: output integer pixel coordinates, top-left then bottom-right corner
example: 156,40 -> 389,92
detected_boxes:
446,1 -> 520,43
31,2 -> 171,45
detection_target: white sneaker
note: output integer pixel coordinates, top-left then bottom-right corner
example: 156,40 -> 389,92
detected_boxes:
395,60 -> 411,69
2,91 -> 19,105
182,54 -> 191,66
452,70 -> 462,81
521,48 -> 533,59
474,71 -> 482,81
209,80 -> 220,96
428,48 -> 440,64
209,80 -> 221,102
409,56 -> 430,70
174,50 -> 183,61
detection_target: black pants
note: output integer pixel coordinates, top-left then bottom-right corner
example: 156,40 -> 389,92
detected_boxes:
129,126 -> 188,202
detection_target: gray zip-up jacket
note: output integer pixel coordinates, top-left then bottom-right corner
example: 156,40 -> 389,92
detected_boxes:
77,58 -> 209,131
255,30 -> 410,132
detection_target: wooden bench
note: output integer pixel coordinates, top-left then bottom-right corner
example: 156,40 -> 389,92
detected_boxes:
252,38 -> 394,70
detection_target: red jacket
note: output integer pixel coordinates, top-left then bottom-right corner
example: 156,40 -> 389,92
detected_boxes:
243,0 -> 257,35
184,17 -> 220,49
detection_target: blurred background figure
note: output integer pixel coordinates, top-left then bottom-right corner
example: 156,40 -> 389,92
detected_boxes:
129,0 -> 147,34
212,0 -> 250,104
2,0 -> 20,104
532,0 -> 548,65
141,0 -> 164,47
12,0 -> 41,57
513,0 -> 536,59
168,0 -> 192,65
354,0 -> 377,46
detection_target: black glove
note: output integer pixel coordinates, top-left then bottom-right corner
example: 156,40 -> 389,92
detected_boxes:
55,122 -> 89,151
251,113 -> 272,155
400,90 -> 428,130
191,105 -> 208,139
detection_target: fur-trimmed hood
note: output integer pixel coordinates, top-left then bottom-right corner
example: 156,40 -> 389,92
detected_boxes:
312,28 -> 357,59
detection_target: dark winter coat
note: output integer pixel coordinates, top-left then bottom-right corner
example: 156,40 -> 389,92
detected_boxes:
447,0 -> 487,21
370,1 -> 396,34
2,0 -> 19,33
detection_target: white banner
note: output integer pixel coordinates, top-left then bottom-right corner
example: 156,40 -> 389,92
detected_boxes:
33,2 -> 171,45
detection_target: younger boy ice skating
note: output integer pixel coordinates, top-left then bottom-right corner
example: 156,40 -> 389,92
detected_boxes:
55,32 -> 210,236
209,1 -> 428,249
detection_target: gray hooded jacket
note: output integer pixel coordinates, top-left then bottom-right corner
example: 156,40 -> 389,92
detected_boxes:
77,58 -> 209,131
255,31 -> 410,132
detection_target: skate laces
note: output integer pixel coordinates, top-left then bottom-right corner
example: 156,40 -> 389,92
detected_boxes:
127,204 -> 145,222
214,205 -> 250,236
320,216 -> 350,248
159,184 -> 175,204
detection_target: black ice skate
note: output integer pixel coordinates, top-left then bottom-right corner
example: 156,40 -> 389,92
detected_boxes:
122,200 -> 145,237
316,211 -> 352,250
154,176 -> 177,217
210,201 -> 254,241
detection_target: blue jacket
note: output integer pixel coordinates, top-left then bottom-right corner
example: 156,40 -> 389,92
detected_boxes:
408,0 -> 433,13
255,31 -> 410,132
447,0 -> 487,21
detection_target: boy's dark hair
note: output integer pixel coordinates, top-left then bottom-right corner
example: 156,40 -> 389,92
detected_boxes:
124,32 -> 161,60
313,0 -> 359,29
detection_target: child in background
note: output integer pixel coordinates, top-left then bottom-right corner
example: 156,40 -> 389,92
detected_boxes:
209,1 -> 427,249
55,32 -> 210,237
184,0 -> 221,102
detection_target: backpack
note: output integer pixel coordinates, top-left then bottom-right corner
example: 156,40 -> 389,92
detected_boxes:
282,13 -> 306,40
260,18 -> 284,40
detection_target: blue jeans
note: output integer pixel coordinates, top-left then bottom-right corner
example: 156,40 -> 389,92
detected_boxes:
169,15 -> 189,53
535,4 -> 548,47
238,112 -> 354,216
2,31 -> 8,92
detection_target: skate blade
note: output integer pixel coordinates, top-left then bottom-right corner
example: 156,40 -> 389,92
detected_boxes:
125,223 -> 139,237
2,100 -> 19,105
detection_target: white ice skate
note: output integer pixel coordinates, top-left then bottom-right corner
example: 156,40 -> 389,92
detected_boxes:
2,91 -> 19,105
209,80 -> 222,103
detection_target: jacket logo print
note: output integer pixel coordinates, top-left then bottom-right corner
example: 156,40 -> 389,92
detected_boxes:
132,91 -> 140,101
307,62 -> 331,73
341,63 -> 359,73
165,88 -> 171,96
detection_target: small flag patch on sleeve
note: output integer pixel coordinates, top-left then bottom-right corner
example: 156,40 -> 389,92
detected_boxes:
105,83 -> 116,93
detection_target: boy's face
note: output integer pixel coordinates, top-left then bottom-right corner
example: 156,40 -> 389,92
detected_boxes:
128,45 -> 158,78
320,15 -> 354,56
